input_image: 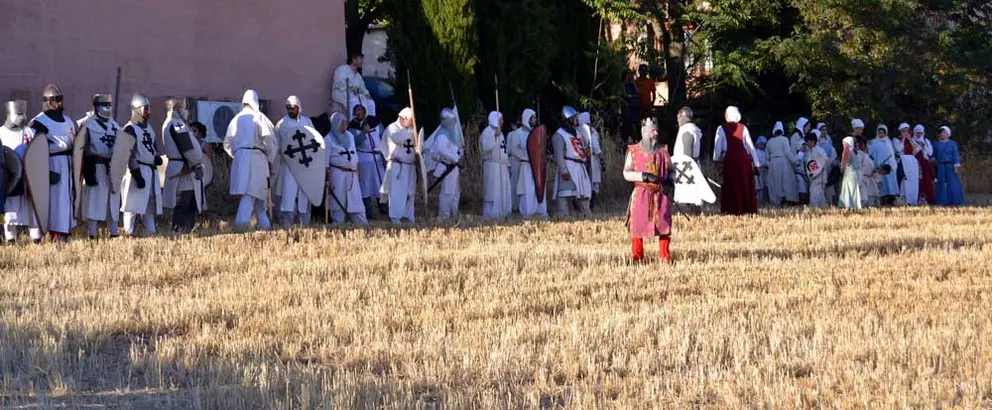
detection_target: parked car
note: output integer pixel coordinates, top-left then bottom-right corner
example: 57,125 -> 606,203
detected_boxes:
363,76 -> 402,125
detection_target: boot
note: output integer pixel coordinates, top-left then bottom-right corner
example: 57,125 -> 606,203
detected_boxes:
631,238 -> 645,261
659,236 -> 671,264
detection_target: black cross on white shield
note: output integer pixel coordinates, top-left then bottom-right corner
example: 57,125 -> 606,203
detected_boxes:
674,160 -> 695,185
284,129 -> 320,168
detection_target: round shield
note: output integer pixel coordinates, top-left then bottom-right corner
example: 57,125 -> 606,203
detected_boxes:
201,153 -> 214,187
3,146 -> 22,195
806,158 -> 822,177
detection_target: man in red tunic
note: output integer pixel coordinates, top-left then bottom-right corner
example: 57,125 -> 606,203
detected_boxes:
623,117 -> 674,263
712,106 -> 759,215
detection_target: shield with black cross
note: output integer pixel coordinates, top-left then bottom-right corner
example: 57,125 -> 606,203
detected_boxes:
671,153 -> 716,205
279,125 -> 326,206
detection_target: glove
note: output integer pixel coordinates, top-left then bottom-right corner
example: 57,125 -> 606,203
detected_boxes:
83,156 -> 98,186
753,167 -> 760,177
130,168 -> 146,189
193,164 -> 204,180
154,156 -> 163,166
641,173 -> 661,184
49,171 -> 61,185
662,178 -> 675,198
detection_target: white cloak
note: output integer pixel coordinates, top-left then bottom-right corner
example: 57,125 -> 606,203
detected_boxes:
480,126 -> 511,218
381,121 -> 417,221
32,113 -> 77,233
224,107 -> 277,201
1,126 -> 34,226
765,135 -> 798,204
326,130 -> 365,214
79,114 -> 121,222
552,128 -> 592,200
331,65 -> 376,116
120,122 -> 163,216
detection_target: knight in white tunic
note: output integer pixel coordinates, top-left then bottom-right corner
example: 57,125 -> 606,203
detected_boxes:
480,111 -> 511,219
510,108 -> 548,219
348,104 -> 388,219
29,84 -> 77,240
331,53 -> 376,117
160,98 -> 205,233
506,113 -> 528,212
552,106 -> 592,217
380,108 -> 418,223
424,108 -> 463,220
1,100 -> 42,243
673,106 -> 704,207
325,113 -> 367,224
274,96 -> 316,227
578,112 -> 603,208
224,90 -> 278,230
119,93 -> 163,236
77,94 -> 121,238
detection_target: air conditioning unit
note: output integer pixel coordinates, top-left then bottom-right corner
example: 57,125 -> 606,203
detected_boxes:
194,101 -> 242,144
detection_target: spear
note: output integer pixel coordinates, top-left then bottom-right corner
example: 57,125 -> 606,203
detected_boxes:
406,70 -> 428,212
494,74 -> 507,217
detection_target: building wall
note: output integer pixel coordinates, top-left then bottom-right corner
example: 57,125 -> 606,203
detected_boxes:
0,0 -> 346,123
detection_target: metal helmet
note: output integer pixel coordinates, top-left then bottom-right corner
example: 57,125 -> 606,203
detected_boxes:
42,84 -> 63,99
130,93 -> 150,121
4,100 -> 27,129
41,84 -> 64,111
561,105 -> 577,120
92,94 -> 113,120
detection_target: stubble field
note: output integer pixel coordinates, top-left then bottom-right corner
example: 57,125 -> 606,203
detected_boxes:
2,206 -> 992,408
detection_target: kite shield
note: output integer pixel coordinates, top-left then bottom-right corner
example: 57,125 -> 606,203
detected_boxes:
279,125 -> 326,206
23,135 -> 51,233
671,153 -> 716,205
526,125 -> 548,203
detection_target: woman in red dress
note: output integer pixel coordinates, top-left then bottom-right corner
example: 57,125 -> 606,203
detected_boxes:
713,106 -> 759,215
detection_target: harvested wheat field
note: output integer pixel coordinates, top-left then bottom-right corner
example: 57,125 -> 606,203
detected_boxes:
2,206 -> 992,408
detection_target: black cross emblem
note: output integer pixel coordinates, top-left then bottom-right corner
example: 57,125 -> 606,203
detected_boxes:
674,160 -> 695,185
100,129 -> 116,150
140,128 -> 154,154
340,150 -> 355,162
284,129 -> 320,168
403,139 -> 414,154
500,136 -> 507,154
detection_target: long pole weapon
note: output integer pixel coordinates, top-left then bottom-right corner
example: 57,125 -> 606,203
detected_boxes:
494,74 -> 507,217
406,71 -> 428,216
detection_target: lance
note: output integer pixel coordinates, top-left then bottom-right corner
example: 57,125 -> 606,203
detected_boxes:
494,74 -> 507,217
112,67 -> 122,123
345,78 -> 351,120
406,70 -> 428,214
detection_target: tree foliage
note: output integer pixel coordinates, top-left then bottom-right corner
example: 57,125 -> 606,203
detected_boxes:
692,0 -> 992,139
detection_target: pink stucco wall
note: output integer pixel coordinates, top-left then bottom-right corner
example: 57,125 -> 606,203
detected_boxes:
0,0 -> 345,123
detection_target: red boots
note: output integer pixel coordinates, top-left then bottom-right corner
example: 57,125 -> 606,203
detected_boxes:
631,237 -> 671,263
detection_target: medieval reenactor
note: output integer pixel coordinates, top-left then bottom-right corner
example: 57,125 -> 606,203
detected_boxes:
480,111 -> 511,219
349,104 -> 388,219
577,112 -> 603,208
325,112 -> 367,224
119,93 -> 163,236
623,117 -> 674,263
712,106 -> 759,215
424,108 -> 463,220
1,100 -> 40,243
274,96 -> 318,227
161,98 -> 206,233
510,109 -> 548,219
224,90 -> 278,230
552,106 -> 592,217
29,84 -> 77,240
380,108 -> 418,223
76,94 -> 121,239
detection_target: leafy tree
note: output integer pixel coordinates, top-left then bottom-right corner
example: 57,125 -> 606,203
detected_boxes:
382,0 -> 478,131
345,0 -> 385,57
